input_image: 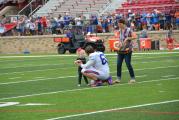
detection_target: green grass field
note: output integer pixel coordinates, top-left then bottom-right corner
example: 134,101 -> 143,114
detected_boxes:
0,51 -> 179,120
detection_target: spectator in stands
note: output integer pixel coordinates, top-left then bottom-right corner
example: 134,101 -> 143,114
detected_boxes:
127,10 -> 134,27
115,19 -> 136,84
146,12 -> 152,30
63,12 -> 70,26
0,22 -> 5,35
107,14 -> 113,32
46,16 -> 52,34
16,16 -> 25,36
101,20 -> 107,33
175,10 -> 179,30
170,9 -> 176,27
152,9 -> 160,30
72,4 -> 74,9
56,15 -> 64,34
135,12 -> 142,31
75,16 -> 82,26
36,16 -> 43,35
141,11 -> 147,28
50,17 -> 58,34
165,11 -> 172,28
29,19 -> 36,35
25,19 -> 31,35
41,16 -> 47,35
0,15 -> 5,35
140,24 -> 148,38
1,15 -> 6,23
76,1 -> 78,6
165,22 -> 174,51
158,12 -> 165,30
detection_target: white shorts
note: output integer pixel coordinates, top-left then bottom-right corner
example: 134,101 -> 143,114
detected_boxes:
81,67 -> 109,80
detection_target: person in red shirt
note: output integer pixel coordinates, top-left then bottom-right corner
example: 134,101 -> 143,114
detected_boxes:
165,22 -> 174,51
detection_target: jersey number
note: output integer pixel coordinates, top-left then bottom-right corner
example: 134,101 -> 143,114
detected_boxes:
100,54 -> 107,65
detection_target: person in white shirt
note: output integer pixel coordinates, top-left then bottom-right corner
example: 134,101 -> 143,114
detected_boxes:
75,45 -> 112,86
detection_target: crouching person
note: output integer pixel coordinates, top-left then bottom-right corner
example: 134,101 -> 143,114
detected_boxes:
75,45 -> 113,87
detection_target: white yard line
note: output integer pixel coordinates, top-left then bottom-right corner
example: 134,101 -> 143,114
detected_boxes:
1,75 -> 147,85
46,99 -> 179,120
136,75 -> 147,78
0,102 -> 19,107
34,77 -> 46,79
9,77 -> 22,80
0,77 -> 179,101
162,75 -> 176,78
1,63 -> 62,69
1,64 -> 72,70
1,65 -> 178,85
0,67 -> 71,75
0,51 -> 179,59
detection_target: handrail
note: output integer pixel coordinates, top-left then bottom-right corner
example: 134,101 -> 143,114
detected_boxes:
99,1 -> 111,15
29,5 -> 42,17
18,0 -> 36,15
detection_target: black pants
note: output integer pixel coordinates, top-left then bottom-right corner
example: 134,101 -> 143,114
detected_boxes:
117,52 -> 135,80
78,67 -> 88,84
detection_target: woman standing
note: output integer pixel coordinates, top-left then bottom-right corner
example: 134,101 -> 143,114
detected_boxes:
115,19 -> 136,83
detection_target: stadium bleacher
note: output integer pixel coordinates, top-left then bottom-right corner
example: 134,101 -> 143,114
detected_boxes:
35,0 -> 111,17
116,0 -> 179,15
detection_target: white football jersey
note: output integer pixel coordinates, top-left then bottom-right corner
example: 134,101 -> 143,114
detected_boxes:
88,51 -> 109,74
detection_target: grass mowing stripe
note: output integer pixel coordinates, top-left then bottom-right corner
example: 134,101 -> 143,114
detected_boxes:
1,54 -> 178,69
0,77 -> 178,101
46,99 -> 179,120
0,52 -> 178,70
110,55 -> 179,60
162,75 -> 176,78
0,58 -> 178,75
0,53 -> 178,73
0,74 -> 147,85
1,65 -> 178,85
135,75 -> 147,78
110,65 -> 179,73
8,77 -> 21,80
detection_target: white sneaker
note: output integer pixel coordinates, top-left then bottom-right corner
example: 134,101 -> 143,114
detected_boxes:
128,79 -> 136,84
113,80 -> 121,84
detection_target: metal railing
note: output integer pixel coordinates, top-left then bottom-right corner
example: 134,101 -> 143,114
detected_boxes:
18,0 -> 45,16
18,0 -> 35,15
29,5 -> 42,17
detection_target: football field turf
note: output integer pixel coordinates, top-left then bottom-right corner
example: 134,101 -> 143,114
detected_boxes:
0,51 -> 179,120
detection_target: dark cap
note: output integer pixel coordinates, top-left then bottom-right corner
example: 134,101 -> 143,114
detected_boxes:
118,19 -> 126,24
